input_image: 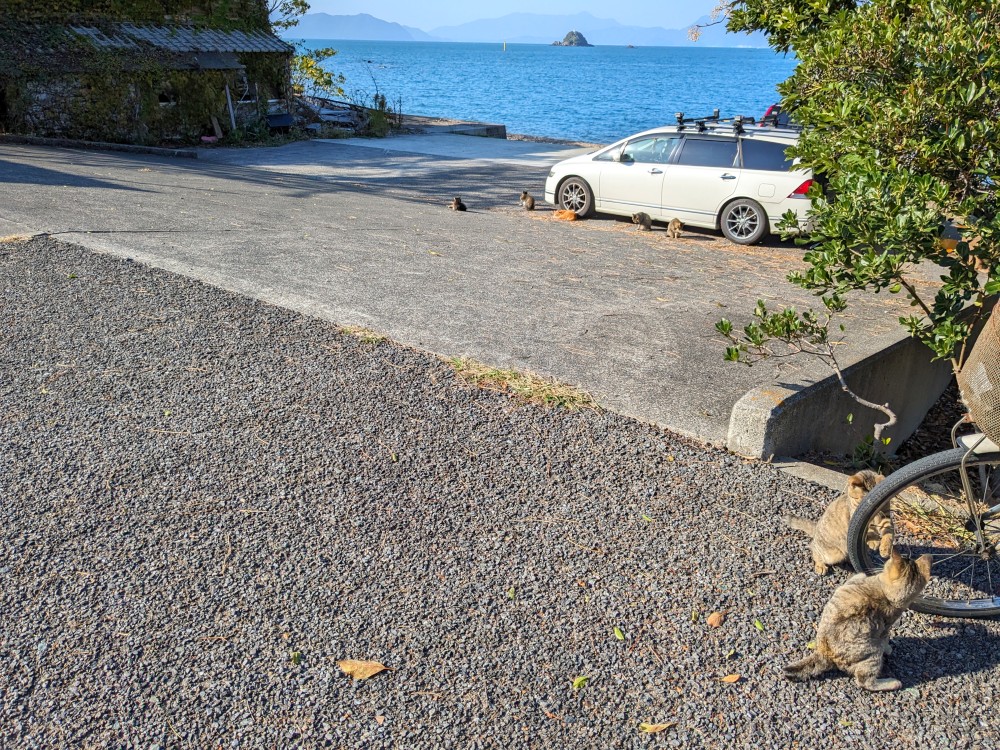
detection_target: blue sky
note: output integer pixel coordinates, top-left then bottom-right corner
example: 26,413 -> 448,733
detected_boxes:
305,1 -> 718,30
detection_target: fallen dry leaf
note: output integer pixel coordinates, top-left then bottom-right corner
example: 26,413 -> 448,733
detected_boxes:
375,715 -> 386,726
338,659 -> 390,680
706,611 -> 727,628
639,722 -> 676,734
719,674 -> 742,683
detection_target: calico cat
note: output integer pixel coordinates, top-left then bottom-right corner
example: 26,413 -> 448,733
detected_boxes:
632,212 -> 653,231
784,469 -> 893,575
667,218 -> 683,238
785,549 -> 932,691
450,196 -> 467,211
520,191 -> 536,210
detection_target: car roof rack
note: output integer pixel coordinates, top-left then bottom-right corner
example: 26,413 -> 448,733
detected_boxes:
673,109 -> 802,135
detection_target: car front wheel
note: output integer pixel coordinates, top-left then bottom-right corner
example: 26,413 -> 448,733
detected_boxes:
557,177 -> 594,218
720,198 -> 768,245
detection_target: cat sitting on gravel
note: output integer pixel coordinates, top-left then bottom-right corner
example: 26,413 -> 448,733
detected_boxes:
784,469 -> 893,575
785,549 -> 932,692
520,190 -> 536,210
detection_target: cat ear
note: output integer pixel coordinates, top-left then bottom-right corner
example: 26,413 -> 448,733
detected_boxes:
847,473 -> 866,500
917,554 -> 933,579
885,547 -> 903,578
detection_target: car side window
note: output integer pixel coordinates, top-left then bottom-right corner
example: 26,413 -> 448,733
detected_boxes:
620,136 -> 680,164
741,139 -> 795,171
675,138 -> 738,168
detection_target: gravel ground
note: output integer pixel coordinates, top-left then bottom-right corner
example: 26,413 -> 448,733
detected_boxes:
2,236 -> 1000,750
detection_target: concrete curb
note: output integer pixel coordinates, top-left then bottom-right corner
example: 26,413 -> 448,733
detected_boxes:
0,134 -> 198,159
727,333 -> 953,459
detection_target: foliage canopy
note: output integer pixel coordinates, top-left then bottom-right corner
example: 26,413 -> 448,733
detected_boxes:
720,0 -> 999,372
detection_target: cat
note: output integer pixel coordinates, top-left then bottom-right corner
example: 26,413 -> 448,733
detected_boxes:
784,469 -> 893,575
784,549 -> 932,691
552,209 -> 579,221
667,218 -> 683,238
632,212 -> 652,231
450,196 -> 467,211
520,191 -> 536,210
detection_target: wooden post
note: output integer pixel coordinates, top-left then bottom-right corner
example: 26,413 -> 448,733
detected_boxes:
224,84 -> 237,131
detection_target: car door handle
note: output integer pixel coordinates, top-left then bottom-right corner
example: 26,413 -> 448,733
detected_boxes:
648,168 -> 663,175
720,173 -> 737,180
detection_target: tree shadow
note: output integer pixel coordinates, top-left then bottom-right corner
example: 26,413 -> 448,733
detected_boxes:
889,622 -> 1000,685
0,158 -> 147,192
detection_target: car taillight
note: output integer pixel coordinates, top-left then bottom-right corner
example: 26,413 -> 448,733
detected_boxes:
789,179 -> 813,198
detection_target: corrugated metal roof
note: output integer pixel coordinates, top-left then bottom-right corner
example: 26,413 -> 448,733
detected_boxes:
67,23 -> 293,54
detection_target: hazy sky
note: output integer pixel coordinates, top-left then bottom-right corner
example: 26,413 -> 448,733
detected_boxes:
305,1 -> 718,30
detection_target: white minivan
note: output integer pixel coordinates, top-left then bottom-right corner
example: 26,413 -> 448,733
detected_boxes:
544,114 -> 812,244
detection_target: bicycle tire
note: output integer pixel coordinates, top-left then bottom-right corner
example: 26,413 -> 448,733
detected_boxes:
847,447 -> 1000,618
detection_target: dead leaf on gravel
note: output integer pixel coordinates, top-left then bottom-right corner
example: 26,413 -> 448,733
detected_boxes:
639,722 -> 676,734
375,715 -> 386,725
706,611 -> 727,628
338,659 -> 390,680
719,674 -> 742,683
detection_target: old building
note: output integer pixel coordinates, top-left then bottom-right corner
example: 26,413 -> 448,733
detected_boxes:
0,1 -> 293,144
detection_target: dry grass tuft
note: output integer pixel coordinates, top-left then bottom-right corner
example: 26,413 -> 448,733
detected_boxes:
0,234 -> 34,244
447,356 -> 599,411
339,325 -> 387,345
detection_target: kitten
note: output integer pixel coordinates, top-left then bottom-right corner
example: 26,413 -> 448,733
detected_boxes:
552,209 -> 579,221
784,469 -> 893,575
667,218 -> 683,238
632,212 -> 652,231
520,191 -> 536,210
450,196 -> 467,211
785,549 -> 932,691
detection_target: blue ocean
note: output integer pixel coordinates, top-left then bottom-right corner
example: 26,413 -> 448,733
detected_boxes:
296,40 -> 798,144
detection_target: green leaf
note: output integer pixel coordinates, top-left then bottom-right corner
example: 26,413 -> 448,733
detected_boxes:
506,586 -> 516,600
613,626 -> 625,641
754,619 -> 765,632
571,675 -> 590,690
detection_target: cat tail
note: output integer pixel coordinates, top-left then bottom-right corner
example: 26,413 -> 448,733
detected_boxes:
783,514 -> 817,537
784,652 -> 833,682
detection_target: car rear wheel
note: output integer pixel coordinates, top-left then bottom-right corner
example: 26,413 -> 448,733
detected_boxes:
720,198 -> 768,245
557,177 -> 594,218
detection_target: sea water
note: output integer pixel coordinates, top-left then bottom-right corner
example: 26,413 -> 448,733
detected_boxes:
296,39 -> 798,144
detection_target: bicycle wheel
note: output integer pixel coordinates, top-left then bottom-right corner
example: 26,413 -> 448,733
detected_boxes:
847,447 -> 1000,618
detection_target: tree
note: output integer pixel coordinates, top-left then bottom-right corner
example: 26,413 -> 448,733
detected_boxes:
712,0 -> 1000,441
267,0 -> 345,99
267,0 -> 310,32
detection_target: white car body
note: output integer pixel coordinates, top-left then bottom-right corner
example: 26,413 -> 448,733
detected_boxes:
544,121 -> 812,244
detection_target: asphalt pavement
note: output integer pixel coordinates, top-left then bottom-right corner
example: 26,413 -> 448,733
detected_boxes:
0,135 -> 917,450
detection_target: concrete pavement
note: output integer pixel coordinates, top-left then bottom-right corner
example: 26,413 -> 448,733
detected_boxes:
0,134 -> 945,458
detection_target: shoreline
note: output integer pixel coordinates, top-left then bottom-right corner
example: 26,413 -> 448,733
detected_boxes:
397,111 -> 604,148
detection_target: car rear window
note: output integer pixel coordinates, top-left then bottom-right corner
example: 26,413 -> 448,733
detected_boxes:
741,139 -> 796,171
676,138 -> 738,168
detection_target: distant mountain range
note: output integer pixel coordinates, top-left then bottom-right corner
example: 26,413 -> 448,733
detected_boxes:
289,13 -> 436,42
282,11 -> 769,48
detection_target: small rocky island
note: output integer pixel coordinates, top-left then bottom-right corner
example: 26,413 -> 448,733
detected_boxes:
552,30 -> 593,47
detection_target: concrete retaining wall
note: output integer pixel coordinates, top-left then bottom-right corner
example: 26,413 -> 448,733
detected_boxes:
727,334 -> 954,459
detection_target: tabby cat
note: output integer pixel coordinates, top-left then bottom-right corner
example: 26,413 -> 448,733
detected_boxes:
631,212 -> 653,231
784,469 -> 893,575
785,549 -> 932,692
